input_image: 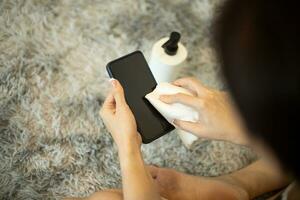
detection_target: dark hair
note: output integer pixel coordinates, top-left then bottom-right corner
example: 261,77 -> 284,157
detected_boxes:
214,0 -> 300,179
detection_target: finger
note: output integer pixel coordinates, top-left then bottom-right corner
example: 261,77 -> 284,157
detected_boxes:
100,92 -> 115,117
174,119 -> 203,136
110,79 -> 127,107
173,77 -> 205,96
159,93 -> 202,109
102,92 -> 115,109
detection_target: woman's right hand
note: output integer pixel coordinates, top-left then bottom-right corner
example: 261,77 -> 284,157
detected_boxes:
160,77 -> 249,146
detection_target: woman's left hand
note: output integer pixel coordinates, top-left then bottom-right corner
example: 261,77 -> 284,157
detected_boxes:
100,79 -> 162,200
100,79 -> 141,152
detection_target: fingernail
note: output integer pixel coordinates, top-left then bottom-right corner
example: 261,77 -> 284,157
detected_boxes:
173,119 -> 179,125
159,95 -> 165,101
109,78 -> 117,88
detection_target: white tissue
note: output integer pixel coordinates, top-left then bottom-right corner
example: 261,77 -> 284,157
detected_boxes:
145,82 -> 199,148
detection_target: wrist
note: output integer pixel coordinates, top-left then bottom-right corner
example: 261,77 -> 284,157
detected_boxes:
223,93 -> 250,146
117,139 -> 141,157
118,143 -> 143,169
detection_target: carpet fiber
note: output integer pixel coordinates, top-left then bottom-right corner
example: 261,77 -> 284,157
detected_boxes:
0,0 -> 256,199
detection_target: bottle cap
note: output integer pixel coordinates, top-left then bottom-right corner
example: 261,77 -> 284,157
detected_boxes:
162,32 -> 181,56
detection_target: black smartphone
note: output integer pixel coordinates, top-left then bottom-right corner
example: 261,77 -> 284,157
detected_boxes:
106,51 -> 175,143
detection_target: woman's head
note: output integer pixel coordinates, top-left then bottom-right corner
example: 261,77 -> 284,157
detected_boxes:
214,0 -> 300,178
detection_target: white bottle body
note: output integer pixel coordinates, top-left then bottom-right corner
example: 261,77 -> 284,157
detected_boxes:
149,36 -> 198,148
149,37 -> 188,83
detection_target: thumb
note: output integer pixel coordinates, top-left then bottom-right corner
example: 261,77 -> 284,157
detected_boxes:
110,79 -> 126,107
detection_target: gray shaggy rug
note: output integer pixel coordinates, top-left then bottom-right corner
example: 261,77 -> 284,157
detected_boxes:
0,0 -> 257,199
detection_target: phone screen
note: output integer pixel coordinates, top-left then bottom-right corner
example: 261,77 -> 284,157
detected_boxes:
106,51 -> 174,143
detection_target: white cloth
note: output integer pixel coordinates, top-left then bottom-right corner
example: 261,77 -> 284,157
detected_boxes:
145,82 -> 199,148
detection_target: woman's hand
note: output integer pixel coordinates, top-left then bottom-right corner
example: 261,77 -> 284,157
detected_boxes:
160,77 -> 249,145
100,79 -> 141,152
100,79 -> 161,200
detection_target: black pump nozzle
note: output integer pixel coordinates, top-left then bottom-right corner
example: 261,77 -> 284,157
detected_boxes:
162,32 -> 181,56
